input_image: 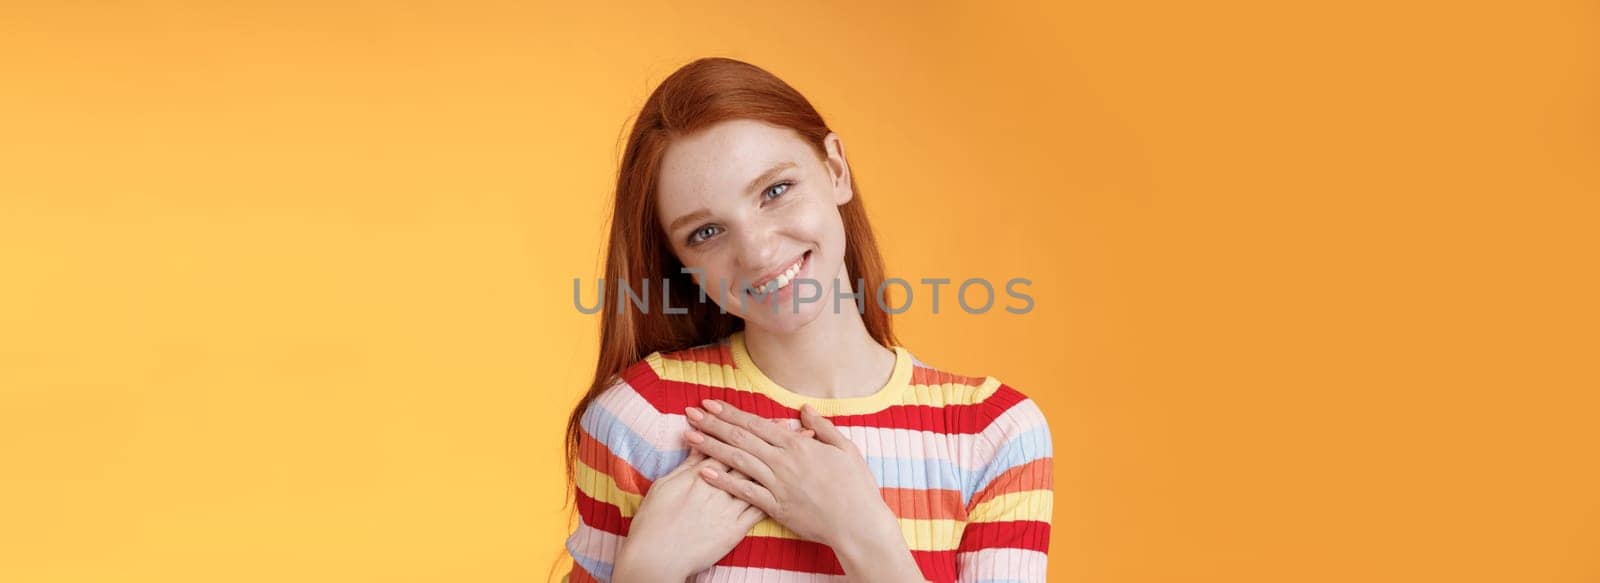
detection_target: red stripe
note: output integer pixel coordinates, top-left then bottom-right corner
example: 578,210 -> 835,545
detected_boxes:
826,386 -> 1025,433
566,565 -> 600,583
957,520 -> 1051,553
657,343 -> 731,365
882,487 -> 966,520
915,549 -> 961,583
573,487 -> 631,536
969,457 -> 1054,507
909,365 -> 988,387
718,536 -> 842,574
624,360 -> 1029,434
714,536 -> 961,582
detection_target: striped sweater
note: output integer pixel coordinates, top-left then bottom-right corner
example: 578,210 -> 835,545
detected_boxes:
564,331 -> 1053,582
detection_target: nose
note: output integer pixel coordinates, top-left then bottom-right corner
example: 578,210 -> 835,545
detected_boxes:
733,218 -> 781,282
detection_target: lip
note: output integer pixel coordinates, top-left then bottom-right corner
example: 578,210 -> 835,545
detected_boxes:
745,250 -> 811,292
742,250 -> 813,308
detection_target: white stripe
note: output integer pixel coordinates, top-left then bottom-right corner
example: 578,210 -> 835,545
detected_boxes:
969,398 -> 1050,463
957,547 -> 1049,581
627,402 -> 1048,472
564,522 -> 622,565
690,565 -> 851,582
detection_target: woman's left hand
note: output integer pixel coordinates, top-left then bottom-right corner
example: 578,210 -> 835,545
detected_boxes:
682,399 -> 900,549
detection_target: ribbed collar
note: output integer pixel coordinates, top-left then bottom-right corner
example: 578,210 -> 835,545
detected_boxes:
727,330 -> 913,415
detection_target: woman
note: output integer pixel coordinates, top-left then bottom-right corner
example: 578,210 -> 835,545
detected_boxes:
562,57 -> 1053,583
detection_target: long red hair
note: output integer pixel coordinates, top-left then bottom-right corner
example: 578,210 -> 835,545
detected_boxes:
560,55 -> 898,529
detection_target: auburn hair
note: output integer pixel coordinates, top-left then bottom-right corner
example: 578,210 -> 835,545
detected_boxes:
560,56 -> 899,529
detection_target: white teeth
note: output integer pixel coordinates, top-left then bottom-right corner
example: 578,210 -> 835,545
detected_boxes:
749,255 -> 805,296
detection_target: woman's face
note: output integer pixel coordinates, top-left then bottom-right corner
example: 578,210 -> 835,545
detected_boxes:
655,118 -> 855,333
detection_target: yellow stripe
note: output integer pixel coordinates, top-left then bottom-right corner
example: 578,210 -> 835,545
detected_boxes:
901,377 -> 1002,406
574,458 -> 642,517
649,352 -> 1002,409
895,517 -> 967,551
744,516 -> 968,551
967,490 -> 1052,523
651,351 -> 741,390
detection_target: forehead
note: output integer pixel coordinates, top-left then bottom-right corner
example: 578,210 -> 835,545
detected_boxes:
656,119 -> 812,206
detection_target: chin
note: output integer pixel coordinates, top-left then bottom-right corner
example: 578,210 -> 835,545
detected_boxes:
734,284 -> 832,333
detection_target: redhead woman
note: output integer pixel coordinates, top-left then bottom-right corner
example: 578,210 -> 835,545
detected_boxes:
562,57 -> 1053,583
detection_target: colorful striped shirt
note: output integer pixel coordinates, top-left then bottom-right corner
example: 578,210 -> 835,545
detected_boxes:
565,330 -> 1053,582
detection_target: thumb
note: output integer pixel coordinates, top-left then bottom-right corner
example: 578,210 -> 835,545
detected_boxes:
800,404 -> 851,449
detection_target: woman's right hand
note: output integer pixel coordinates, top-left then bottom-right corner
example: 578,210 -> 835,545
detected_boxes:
612,429 -> 812,582
611,447 -> 759,582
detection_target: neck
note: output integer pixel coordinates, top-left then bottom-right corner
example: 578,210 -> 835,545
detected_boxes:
741,280 -> 896,400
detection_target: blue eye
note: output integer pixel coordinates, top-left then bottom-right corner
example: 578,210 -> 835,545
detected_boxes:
688,224 -> 721,245
763,181 -> 793,202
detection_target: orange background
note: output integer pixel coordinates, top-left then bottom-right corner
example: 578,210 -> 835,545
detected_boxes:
2,1 -> 1596,581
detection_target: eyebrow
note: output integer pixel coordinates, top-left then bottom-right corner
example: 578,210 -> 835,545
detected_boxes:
665,161 -> 798,235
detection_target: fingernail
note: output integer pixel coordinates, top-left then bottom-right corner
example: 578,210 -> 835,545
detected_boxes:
685,431 -> 705,444
801,404 -> 813,415
685,407 -> 704,421
700,467 -> 718,479
702,399 -> 724,414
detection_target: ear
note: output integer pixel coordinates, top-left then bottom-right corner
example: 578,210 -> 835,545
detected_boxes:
822,132 -> 854,206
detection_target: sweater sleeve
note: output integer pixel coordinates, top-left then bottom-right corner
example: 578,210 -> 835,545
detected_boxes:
564,370 -> 674,583
956,385 -> 1054,582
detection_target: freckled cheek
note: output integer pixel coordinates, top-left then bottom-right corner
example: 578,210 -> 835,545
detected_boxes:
779,200 -> 834,240
683,259 -> 741,296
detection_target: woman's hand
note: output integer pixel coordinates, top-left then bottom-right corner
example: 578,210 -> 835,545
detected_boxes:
683,400 -> 903,550
611,448 -> 759,582
613,428 -> 815,582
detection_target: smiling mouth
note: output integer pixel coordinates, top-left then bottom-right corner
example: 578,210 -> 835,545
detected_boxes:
745,251 -> 811,297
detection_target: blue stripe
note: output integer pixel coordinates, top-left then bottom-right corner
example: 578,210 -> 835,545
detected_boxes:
967,425 -> 1053,503
866,455 -> 976,494
579,400 -> 676,480
565,536 -> 614,581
